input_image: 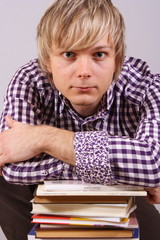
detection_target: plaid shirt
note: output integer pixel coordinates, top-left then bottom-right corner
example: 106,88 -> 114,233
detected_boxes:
0,57 -> 160,186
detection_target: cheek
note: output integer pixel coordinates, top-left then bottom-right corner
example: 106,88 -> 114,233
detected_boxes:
55,59 -> 74,70
52,62 -> 74,80
51,73 -> 69,94
98,73 -> 113,93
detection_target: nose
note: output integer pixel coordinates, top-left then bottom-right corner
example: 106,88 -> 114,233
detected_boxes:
76,56 -> 91,79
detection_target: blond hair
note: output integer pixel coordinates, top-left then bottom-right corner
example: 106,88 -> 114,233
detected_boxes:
37,0 -> 125,80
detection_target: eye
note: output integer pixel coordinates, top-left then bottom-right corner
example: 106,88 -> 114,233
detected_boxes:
94,52 -> 106,59
63,52 -> 76,58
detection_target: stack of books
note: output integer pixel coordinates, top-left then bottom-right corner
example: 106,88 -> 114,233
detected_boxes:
28,180 -> 147,240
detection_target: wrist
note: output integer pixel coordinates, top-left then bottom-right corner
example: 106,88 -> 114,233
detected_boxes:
36,125 -> 53,153
38,125 -> 76,165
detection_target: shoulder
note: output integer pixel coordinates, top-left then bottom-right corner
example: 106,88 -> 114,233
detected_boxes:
5,59 -> 60,108
116,56 -> 159,104
7,59 -> 57,97
11,59 -> 50,88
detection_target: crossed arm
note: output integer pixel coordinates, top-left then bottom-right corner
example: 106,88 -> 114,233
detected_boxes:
0,115 -> 160,204
0,115 -> 75,166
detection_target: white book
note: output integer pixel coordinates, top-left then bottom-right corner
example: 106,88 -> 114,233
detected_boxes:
32,218 -> 129,228
36,180 -> 147,196
32,198 -> 136,218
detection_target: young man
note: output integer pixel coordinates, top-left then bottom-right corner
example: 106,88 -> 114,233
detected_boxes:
0,0 -> 160,239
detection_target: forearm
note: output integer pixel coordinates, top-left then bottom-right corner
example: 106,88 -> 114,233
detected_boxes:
0,117 -> 75,165
38,125 -> 76,165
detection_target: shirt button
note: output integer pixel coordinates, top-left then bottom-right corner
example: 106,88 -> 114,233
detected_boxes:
41,171 -> 48,176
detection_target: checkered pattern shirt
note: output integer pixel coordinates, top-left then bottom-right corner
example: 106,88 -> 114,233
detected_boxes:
0,57 -> 160,186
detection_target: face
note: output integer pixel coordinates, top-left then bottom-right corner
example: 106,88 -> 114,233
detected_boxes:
47,35 -> 115,117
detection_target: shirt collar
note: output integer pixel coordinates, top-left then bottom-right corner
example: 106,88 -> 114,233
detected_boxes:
106,81 -> 116,110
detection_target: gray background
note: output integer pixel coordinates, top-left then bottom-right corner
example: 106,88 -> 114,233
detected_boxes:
0,1 -> 160,239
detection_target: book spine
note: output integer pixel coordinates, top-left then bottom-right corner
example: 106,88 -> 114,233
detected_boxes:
132,227 -> 139,239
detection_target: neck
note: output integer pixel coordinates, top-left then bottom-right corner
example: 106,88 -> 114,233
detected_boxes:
71,104 -> 99,117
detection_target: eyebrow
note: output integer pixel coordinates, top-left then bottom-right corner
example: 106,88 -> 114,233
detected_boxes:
56,45 -> 113,54
92,45 -> 113,51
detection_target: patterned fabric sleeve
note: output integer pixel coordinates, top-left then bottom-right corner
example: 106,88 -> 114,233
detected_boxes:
0,62 -> 64,184
75,74 -> 160,187
74,131 -> 117,185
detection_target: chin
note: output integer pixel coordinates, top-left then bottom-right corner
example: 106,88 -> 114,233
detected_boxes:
73,101 -> 95,107
72,96 -> 97,105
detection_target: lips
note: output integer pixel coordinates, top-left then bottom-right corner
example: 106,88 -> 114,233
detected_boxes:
72,86 -> 93,88
71,86 -> 95,91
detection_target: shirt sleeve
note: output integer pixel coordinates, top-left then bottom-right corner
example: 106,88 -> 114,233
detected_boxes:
0,65 -> 64,185
74,75 -> 160,187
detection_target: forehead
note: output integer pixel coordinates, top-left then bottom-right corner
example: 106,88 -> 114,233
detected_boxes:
53,33 -> 114,52
88,35 -> 114,50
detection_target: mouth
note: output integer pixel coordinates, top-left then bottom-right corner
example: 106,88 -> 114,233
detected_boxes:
71,86 -> 95,92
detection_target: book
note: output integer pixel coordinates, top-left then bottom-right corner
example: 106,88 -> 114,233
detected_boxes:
37,211 -> 138,228
36,180 -> 146,196
32,195 -> 133,208
28,223 -> 139,240
32,214 -> 129,227
32,197 -> 136,218
35,225 -> 138,238
44,180 -> 145,192
35,226 -> 133,238
28,224 -> 40,240
29,181 -> 141,239
33,215 -> 128,225
32,195 -> 133,223
33,195 -> 131,204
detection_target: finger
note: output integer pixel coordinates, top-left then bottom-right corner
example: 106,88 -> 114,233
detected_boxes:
146,191 -> 160,204
145,187 -> 157,195
145,195 -> 155,204
147,198 -> 160,204
5,115 -> 18,128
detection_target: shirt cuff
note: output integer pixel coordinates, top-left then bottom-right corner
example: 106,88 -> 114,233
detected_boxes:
74,131 -> 117,185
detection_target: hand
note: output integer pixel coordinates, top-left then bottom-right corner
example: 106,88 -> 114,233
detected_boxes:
0,115 -> 75,166
0,116 -> 43,166
145,186 -> 160,204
